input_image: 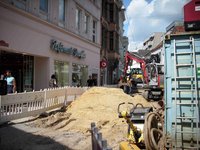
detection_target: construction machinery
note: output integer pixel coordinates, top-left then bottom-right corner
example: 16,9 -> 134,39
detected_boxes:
142,61 -> 164,101
124,51 -> 146,84
117,102 -> 162,150
91,101 -> 164,150
124,51 -> 164,100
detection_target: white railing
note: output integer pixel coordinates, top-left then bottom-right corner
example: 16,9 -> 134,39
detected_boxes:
0,86 -> 88,124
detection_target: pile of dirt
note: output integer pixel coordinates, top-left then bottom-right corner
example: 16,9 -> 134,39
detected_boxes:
30,87 -> 153,149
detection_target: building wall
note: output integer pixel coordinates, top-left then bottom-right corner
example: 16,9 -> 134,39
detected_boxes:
100,0 -> 124,84
118,4 -> 126,78
34,57 -> 49,90
143,32 -> 164,51
119,36 -> 128,75
0,0 -> 101,91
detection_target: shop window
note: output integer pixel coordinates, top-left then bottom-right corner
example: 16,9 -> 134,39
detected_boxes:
54,60 -> 69,87
23,55 -> 34,92
72,63 -> 88,86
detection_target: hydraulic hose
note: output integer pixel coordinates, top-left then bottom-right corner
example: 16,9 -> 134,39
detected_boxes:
143,112 -> 163,150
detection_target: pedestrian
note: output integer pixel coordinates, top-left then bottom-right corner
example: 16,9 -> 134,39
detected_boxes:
49,74 -> 58,88
92,76 -> 97,86
87,75 -> 94,87
4,70 -> 16,93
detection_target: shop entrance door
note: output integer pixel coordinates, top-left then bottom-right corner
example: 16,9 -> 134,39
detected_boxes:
0,51 -> 34,92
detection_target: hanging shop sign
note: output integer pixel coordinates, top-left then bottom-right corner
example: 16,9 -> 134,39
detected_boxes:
50,39 -> 86,59
100,60 -> 107,68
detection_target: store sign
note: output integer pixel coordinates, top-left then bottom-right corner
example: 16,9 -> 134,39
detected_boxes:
50,40 -> 86,59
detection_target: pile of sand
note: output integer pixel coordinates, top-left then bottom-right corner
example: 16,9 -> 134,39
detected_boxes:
31,87 -> 153,149
64,87 -> 151,131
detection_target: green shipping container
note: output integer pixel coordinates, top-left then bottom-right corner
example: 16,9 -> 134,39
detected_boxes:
164,32 -> 200,149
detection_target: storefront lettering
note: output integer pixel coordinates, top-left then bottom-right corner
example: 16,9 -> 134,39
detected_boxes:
50,40 -> 86,59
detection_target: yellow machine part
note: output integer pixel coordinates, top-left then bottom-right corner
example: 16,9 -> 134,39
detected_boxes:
128,124 -> 144,142
119,141 -> 140,150
132,74 -> 143,80
127,128 -> 144,144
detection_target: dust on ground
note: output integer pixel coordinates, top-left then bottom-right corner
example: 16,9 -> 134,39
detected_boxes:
0,87 -> 161,150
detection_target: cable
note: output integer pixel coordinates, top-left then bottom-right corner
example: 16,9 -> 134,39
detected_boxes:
143,112 -> 164,150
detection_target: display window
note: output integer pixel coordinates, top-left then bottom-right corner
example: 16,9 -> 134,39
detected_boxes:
72,63 -> 88,86
54,60 -> 69,87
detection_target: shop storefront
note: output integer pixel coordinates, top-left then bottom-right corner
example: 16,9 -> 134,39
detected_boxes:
0,50 -> 34,92
51,40 -> 89,87
0,2 -> 100,91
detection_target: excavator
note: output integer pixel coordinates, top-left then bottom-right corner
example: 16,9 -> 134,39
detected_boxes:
124,51 -> 146,84
124,51 -> 164,100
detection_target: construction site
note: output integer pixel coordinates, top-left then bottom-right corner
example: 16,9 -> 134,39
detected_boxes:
1,28 -> 200,149
0,0 -> 200,150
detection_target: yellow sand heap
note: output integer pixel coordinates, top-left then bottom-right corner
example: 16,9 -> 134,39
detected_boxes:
32,87 -> 153,149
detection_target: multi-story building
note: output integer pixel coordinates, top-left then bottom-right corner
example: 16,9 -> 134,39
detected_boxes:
100,0 -> 124,85
118,4 -> 127,80
0,0 -> 101,92
166,21 -> 185,35
118,36 -> 128,77
143,32 -> 164,51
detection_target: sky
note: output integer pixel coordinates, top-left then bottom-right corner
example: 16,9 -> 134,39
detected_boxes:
123,0 -> 191,51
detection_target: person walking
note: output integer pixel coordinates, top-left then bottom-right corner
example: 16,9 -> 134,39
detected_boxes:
4,70 -> 16,93
49,74 -> 58,88
87,75 -> 94,87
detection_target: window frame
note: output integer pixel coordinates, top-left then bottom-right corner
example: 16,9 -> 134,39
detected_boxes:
58,0 -> 65,22
109,31 -> 114,51
39,0 -> 48,13
75,8 -> 81,31
84,13 -> 89,34
92,19 -> 97,43
58,0 -> 66,27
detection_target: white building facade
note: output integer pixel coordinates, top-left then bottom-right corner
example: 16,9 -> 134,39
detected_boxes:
0,0 -> 101,92
143,32 -> 164,51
